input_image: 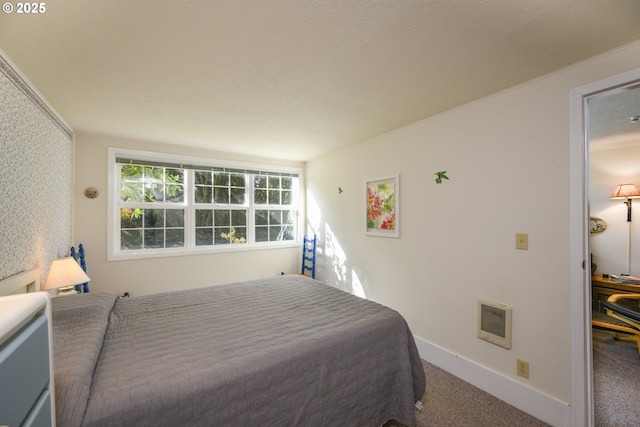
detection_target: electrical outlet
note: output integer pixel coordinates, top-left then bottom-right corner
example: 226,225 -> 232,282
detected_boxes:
517,359 -> 530,379
515,233 -> 528,250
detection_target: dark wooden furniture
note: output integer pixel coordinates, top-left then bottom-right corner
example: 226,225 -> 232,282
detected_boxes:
592,275 -> 640,313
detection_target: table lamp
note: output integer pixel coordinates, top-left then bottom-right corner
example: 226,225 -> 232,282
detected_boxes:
43,257 -> 91,296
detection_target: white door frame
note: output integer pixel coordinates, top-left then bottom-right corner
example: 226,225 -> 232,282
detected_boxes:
569,67 -> 640,427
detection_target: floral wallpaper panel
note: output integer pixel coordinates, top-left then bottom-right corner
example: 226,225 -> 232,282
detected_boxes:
0,53 -> 74,285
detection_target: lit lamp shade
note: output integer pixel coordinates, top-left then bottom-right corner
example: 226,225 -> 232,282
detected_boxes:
43,257 -> 91,295
610,184 -> 640,199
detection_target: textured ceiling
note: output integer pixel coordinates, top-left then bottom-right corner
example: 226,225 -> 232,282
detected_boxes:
589,85 -> 640,151
1,0 -> 640,161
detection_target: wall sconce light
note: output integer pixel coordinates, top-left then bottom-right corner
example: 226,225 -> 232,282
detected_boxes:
610,184 -> 640,222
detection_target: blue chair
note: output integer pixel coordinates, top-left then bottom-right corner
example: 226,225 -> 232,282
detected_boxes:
301,234 -> 317,279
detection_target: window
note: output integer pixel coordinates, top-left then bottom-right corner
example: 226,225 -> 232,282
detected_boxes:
194,170 -> 248,246
119,164 -> 186,250
254,174 -> 296,242
108,148 -> 301,260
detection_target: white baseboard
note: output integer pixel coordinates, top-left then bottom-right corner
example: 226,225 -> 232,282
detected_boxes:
414,336 -> 572,427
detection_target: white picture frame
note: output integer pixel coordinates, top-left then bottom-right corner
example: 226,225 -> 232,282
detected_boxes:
365,174 -> 400,238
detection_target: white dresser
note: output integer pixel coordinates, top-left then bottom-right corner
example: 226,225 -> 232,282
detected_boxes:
0,292 -> 55,427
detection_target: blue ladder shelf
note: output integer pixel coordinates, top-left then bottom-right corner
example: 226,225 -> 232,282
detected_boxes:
301,234 -> 317,279
70,244 -> 89,293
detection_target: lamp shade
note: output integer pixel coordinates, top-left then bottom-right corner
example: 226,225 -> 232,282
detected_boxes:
43,257 -> 91,291
610,184 -> 640,199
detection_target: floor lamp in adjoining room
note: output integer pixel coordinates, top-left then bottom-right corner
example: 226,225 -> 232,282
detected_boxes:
610,183 -> 640,275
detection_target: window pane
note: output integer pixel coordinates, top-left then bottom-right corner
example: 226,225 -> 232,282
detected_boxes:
120,164 -> 185,205
120,208 -> 185,250
207,172 -> 246,205
269,210 -> 282,225
121,229 -> 142,250
195,185 -> 212,203
282,191 -> 292,205
144,209 -> 164,228
196,228 -> 213,246
121,164 -> 143,181
217,225 -> 247,244
166,184 -> 184,203
213,173 -> 229,186
230,188 -> 245,204
166,168 -> 184,184
146,167 -> 163,183
195,209 -> 213,227
270,225 -> 282,240
268,176 -> 280,189
215,228 -> 231,245
145,183 -> 164,202
283,210 -> 294,225
282,225 -> 294,241
120,166 -> 185,204
254,189 -> 267,204
255,226 -> 268,242
214,210 -> 230,226
165,209 -> 184,227
281,177 -> 292,190
231,210 -> 247,226
214,187 -> 229,204
230,174 -> 245,187
144,229 -> 164,248
166,229 -> 184,247
195,171 -> 212,186
121,182 -> 143,202
234,226 -> 247,241
254,175 -> 267,189
251,209 -> 296,242
120,208 -> 142,228
255,210 -> 268,225
268,190 -> 280,204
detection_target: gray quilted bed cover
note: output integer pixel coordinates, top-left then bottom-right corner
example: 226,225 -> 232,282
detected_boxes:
51,275 -> 425,426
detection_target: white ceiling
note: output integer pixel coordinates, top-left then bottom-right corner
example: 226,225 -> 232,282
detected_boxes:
1,0 -> 640,161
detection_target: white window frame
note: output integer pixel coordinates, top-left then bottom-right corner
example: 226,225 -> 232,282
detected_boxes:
107,148 -> 303,261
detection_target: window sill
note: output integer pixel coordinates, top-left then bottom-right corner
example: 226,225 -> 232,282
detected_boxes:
107,241 -> 302,262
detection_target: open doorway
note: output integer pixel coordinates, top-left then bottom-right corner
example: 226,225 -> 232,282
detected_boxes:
570,70 -> 640,426
587,83 -> 640,425
588,85 -> 640,276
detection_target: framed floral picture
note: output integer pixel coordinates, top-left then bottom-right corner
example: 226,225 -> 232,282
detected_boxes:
365,174 -> 399,237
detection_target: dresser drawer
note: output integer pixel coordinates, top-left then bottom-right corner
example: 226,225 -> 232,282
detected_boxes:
23,389 -> 52,427
0,314 -> 50,427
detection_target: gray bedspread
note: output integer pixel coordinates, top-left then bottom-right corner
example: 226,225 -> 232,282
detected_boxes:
51,275 -> 425,426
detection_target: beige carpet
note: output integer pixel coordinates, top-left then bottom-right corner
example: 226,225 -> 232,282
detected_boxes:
386,360 -> 550,427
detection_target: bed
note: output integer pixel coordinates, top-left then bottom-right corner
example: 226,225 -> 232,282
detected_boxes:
47,274 -> 425,426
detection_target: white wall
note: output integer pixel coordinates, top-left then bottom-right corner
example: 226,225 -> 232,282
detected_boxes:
73,132 -> 304,296
306,41 -> 640,425
590,145 -> 640,276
